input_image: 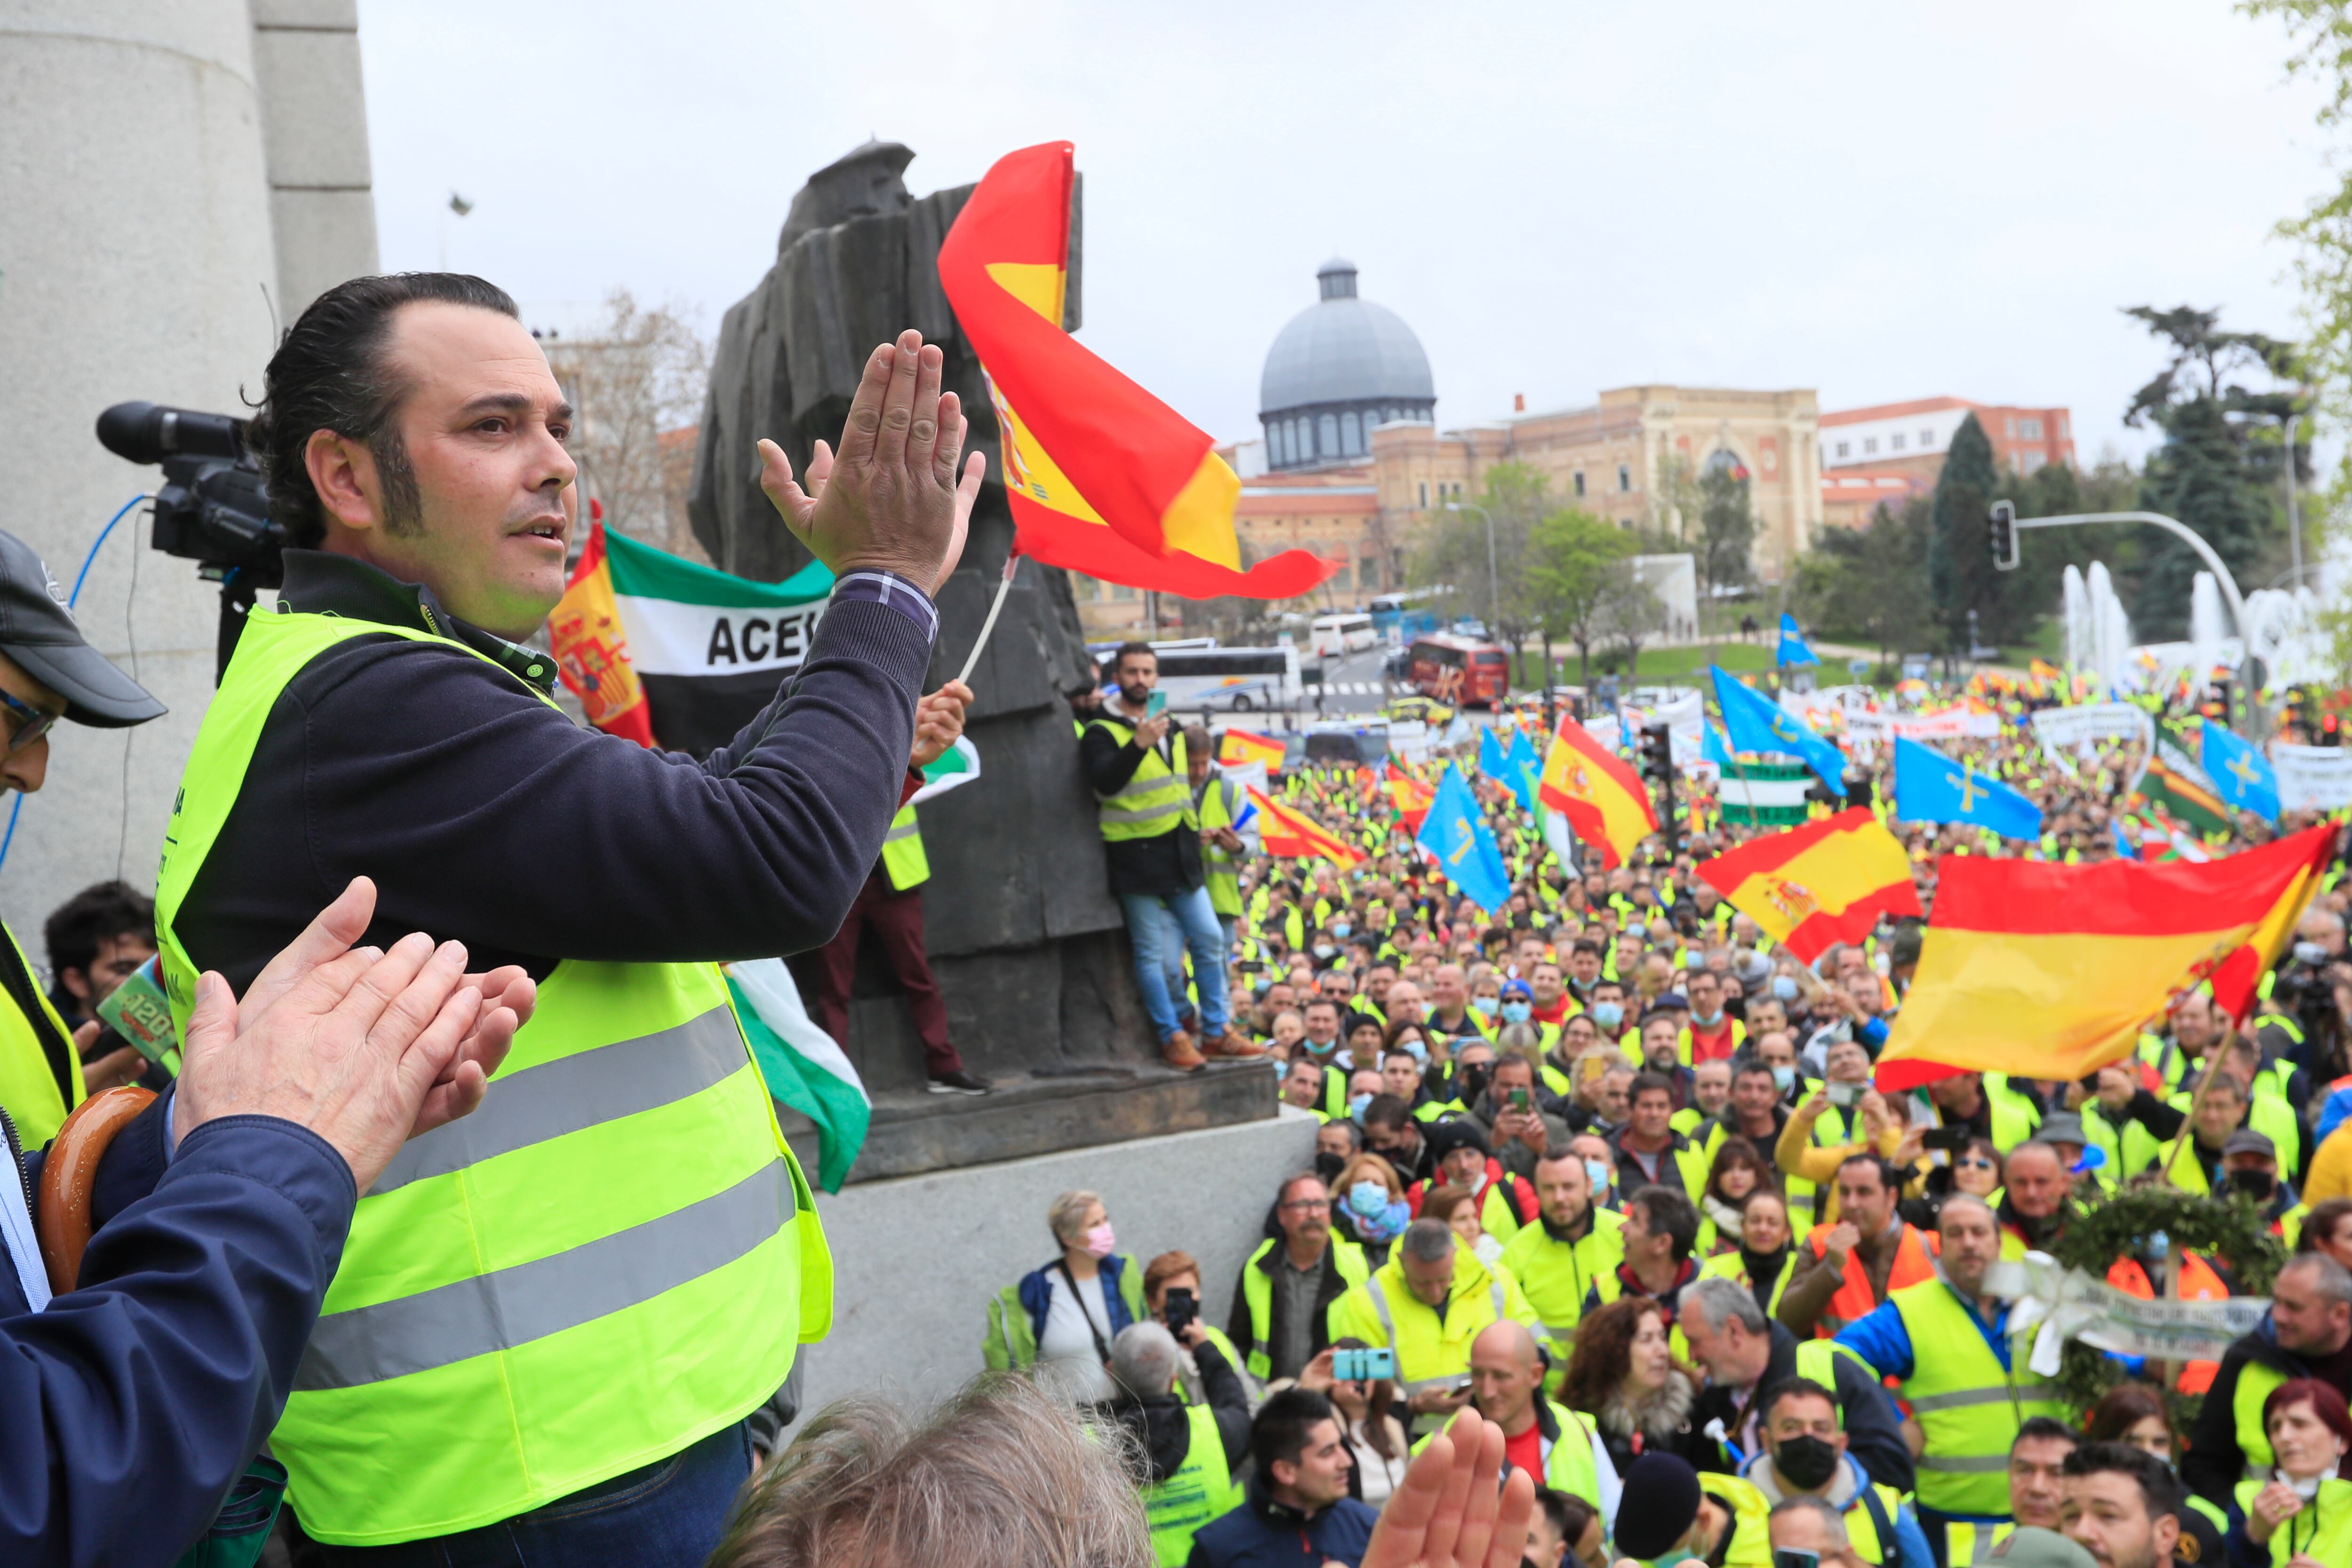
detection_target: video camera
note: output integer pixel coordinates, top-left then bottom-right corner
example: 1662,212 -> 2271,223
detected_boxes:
95,401 -> 286,680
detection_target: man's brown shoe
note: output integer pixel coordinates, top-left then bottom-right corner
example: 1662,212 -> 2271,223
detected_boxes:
1161,1029 -> 1207,1071
1201,1027 -> 1267,1059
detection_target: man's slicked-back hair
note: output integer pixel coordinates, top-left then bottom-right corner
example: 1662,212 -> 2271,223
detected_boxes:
709,1372 -> 1152,1568
247,272 -> 519,548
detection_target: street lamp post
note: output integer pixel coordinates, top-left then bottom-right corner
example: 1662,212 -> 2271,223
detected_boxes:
2285,412 -> 2303,592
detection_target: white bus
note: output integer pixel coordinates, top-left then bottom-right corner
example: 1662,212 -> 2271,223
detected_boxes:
1094,641 -> 1302,713
1312,613 -> 1377,658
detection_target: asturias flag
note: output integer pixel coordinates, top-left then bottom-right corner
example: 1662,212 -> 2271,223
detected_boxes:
1712,665 -> 1847,792
551,520 -> 833,754
2200,721 -> 2280,825
1538,718 -> 1658,870
1417,763 -> 1513,913
1776,613 -> 1819,667
935,142 -> 1334,600
1695,809 -> 1920,964
1505,726 -> 1543,812
1875,823 -> 2342,1090
1890,736 -> 2043,839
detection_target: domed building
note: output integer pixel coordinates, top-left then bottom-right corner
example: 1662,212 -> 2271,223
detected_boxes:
1258,259 -> 1435,471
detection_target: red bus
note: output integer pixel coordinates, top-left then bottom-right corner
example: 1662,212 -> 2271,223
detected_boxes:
1407,634 -> 1511,707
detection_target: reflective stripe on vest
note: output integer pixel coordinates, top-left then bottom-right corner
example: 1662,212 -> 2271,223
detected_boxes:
1240,1235 -> 1367,1380
880,804 -> 930,890
1089,719 -> 1197,840
1198,777 -> 1241,919
152,608 -> 829,1545
1943,1523 -> 2015,1568
1889,1279 -> 2066,1516
1143,1402 -> 1239,1566
1363,1273 -> 1508,1392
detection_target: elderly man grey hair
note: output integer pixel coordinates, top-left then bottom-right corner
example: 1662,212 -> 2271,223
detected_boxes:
1109,1322 -> 1185,1401
1400,1217 -> 1458,1265
1681,1274 -> 1769,1338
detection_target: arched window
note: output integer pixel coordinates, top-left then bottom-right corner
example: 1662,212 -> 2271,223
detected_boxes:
1341,411 -> 1362,455
1319,413 -> 1339,459
1279,420 -> 1296,467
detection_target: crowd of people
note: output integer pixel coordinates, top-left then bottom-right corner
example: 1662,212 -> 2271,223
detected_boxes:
1011,638 -> 2352,1568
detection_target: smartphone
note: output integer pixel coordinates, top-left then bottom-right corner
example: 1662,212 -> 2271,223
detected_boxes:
1775,1550 -> 1820,1568
1146,690 -> 1168,718
1162,1287 -> 1197,1337
95,955 -> 176,1066
1330,1346 -> 1398,1383
1509,1087 -> 1531,1112
1920,1125 -> 1972,1154
1826,1080 -> 1861,1109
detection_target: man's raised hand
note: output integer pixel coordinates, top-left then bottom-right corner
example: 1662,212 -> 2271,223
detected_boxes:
756,331 -> 985,594
1361,1410 -> 1534,1568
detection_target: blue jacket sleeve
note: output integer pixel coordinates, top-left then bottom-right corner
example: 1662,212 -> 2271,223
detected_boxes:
1892,1502 -> 1935,1568
0,1114 -> 353,1568
1835,1352 -> 1916,1496
1834,1301 -> 1914,1383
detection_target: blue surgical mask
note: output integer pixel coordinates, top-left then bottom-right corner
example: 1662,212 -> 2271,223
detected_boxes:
1330,921 -> 1351,940
1772,1066 -> 1795,1092
1592,1002 -> 1624,1030
1348,1092 -> 1374,1121
1401,1038 -> 1429,1063
1772,975 -> 1800,1002
1584,1158 -> 1614,1195
1470,996 -> 1498,1017
1692,1008 -> 1723,1028
1502,1001 -> 1533,1024
1348,1180 -> 1390,1218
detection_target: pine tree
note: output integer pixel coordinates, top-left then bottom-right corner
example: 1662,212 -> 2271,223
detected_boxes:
1926,412 -> 2003,653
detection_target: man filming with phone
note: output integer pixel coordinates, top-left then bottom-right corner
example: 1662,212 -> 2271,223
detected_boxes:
147,273 -> 981,1566
1081,643 -> 1254,1073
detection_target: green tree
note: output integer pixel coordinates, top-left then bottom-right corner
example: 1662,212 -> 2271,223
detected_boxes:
1792,496 -> 1936,663
1410,460 -> 1549,661
1696,458 -> 1758,594
1924,412 -> 2010,652
2122,304 -> 2303,639
1595,561 -> 1668,673
1526,508 -> 1635,684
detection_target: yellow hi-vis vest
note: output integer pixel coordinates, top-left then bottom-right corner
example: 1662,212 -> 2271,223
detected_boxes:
1238,1235 -> 1368,1379
880,803 -> 929,891
2233,1359 -> 2291,1480
152,608 -> 831,1545
1942,1522 -> 2015,1568
1887,1278 -> 2067,1518
1197,776 -> 1243,919
1088,717 -> 1197,842
1498,1206 -> 1627,1365
2231,1475 -> 2352,1568
1411,1398 -> 1602,1505
0,923 -> 82,1147
1327,1249 -> 1534,1402
1143,1402 -> 1241,1566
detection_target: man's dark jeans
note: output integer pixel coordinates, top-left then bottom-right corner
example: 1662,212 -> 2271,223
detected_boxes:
312,1422 -> 752,1568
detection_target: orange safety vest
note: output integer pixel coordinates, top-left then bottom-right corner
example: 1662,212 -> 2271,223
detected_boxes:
2107,1254 -> 2228,1394
1806,1223 -> 1940,1338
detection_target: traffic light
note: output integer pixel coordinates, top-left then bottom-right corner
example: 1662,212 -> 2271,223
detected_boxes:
1988,500 -> 2019,571
1641,722 -> 1675,783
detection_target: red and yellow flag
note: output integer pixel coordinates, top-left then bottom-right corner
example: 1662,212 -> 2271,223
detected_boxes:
1695,808 -> 1919,965
1537,720 -> 1657,869
547,520 -> 654,747
935,143 -> 1335,600
1218,729 -> 1287,770
1247,784 -> 1365,869
2209,824 -> 2340,1020
1875,822 -> 2341,1091
1384,762 -> 1436,830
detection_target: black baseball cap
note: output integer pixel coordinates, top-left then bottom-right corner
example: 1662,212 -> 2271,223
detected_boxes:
0,530 -> 164,727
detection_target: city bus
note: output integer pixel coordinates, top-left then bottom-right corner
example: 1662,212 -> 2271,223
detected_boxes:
1311,613 -> 1377,658
1093,640 -> 1302,713
1407,634 -> 1511,707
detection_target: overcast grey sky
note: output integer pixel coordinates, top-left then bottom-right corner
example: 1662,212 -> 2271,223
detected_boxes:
358,1 -> 2333,465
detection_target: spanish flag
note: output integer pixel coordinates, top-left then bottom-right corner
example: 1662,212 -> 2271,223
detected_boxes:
1695,809 -> 1920,965
1538,719 -> 1657,869
2209,823 -> 2340,1020
1875,822 -> 2341,1091
1218,729 -> 1287,770
936,143 -> 1335,600
546,519 -> 654,746
1247,785 -> 1365,869
1384,762 -> 1436,830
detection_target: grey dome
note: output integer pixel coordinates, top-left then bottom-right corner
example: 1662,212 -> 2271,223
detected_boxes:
1257,260 -> 1435,471
1259,263 -> 1435,413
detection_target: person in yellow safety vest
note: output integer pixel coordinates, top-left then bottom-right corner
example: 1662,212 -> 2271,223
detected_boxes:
1611,1452 -> 1772,1568
1185,731 -> 1254,946
0,528 -> 169,1143
1831,1196 -> 2070,1542
152,309 -> 1010,1559
1326,1217 -> 1538,1436
1229,1172 -> 1370,1382
2073,1068 -> 2169,1184
2181,1254 -> 2352,1513
2233,1378 -> 2352,1568
1991,1141 -> 2074,1260
1695,1189 -> 1800,1324
1501,1148 -> 1628,1376
1736,1379 -> 1931,1568
812,681 -> 993,1094
1673,1060 -> 1735,1157
1406,1321 -> 1606,1507
1606,1072 -> 1712,1207
2143,1072 -> 2267,1197
1080,643 -> 1263,1072
1098,1320 -> 1249,1567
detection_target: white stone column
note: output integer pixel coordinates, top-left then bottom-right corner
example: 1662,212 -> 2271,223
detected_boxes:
0,2 -> 281,939
252,0 -> 378,318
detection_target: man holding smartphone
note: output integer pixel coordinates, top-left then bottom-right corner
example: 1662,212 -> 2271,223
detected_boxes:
1081,644 -> 1256,1071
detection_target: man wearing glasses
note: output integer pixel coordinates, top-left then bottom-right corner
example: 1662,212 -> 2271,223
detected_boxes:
1230,1172 -> 1369,1381
0,528 -> 165,1145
